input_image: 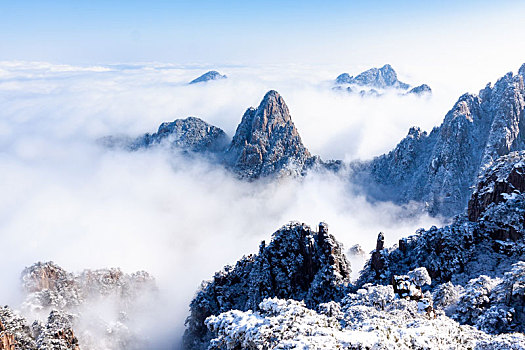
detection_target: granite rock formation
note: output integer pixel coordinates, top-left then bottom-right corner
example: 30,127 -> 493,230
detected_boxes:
0,306 -> 79,350
408,83 -> 432,95
334,64 -> 433,97
183,222 -> 351,350
353,63 -> 525,217
102,117 -> 229,155
7,262 -> 157,350
224,90 -> 314,178
357,150 -> 525,333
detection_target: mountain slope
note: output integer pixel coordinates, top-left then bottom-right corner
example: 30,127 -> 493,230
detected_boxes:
352,63 -> 525,217
184,151 -> 525,349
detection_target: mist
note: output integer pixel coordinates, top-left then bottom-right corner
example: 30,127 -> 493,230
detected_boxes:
0,60 -> 473,347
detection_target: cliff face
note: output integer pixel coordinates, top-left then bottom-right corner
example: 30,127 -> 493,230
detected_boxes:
355,64 -> 525,217
224,90 -> 313,178
183,222 -> 351,350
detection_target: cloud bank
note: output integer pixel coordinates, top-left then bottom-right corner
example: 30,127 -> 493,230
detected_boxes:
0,61 -> 456,347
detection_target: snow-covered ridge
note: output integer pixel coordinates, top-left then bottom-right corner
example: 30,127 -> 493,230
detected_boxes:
334,64 -> 432,97
353,63 -> 525,217
184,150 -> 525,349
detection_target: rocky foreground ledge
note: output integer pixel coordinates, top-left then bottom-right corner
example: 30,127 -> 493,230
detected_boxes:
184,151 -> 525,349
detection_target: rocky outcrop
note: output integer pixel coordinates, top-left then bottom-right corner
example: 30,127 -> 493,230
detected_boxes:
189,71 -> 227,84
224,90 -> 313,178
22,262 -> 156,312
102,117 -> 229,155
370,232 -> 385,278
353,63 -> 525,217
468,151 -> 525,223
0,306 -> 78,350
334,64 -> 434,98
183,222 -> 351,350
17,262 -> 156,350
408,84 -> 432,95
354,151 -> 525,334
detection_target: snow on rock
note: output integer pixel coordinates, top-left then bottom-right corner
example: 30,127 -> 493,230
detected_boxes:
0,306 -> 79,350
224,90 -> 315,179
469,150 -> 525,224
335,64 -> 413,90
205,294 -> 525,350
10,262 -> 157,350
183,222 -> 351,350
358,151 -> 525,335
352,63 -> 525,217
101,116 -> 229,155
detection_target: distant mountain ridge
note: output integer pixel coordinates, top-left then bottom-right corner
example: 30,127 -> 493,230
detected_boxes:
104,63 -> 525,218
335,64 -> 431,96
352,63 -> 525,217
103,90 -> 324,179
189,70 -> 227,84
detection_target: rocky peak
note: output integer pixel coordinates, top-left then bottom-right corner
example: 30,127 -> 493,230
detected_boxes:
335,73 -> 352,84
358,63 -> 525,217
519,63 -> 525,77
183,221 -> 351,350
102,117 -> 228,155
225,90 -> 312,178
141,117 -> 228,153
22,262 -> 73,294
189,70 -> 227,84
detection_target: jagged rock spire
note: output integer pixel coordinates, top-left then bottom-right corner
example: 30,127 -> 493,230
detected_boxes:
225,90 -> 312,178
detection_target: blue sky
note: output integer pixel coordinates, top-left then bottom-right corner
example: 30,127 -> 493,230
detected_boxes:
1,0 -> 524,67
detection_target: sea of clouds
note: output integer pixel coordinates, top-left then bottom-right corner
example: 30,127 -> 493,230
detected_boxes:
0,60 -> 502,347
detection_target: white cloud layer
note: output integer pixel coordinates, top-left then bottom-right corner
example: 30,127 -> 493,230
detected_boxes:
0,60 -> 493,347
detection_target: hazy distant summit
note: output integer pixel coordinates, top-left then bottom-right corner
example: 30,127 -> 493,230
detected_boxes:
189,70 -> 227,84
336,64 -> 409,89
335,64 -> 431,96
